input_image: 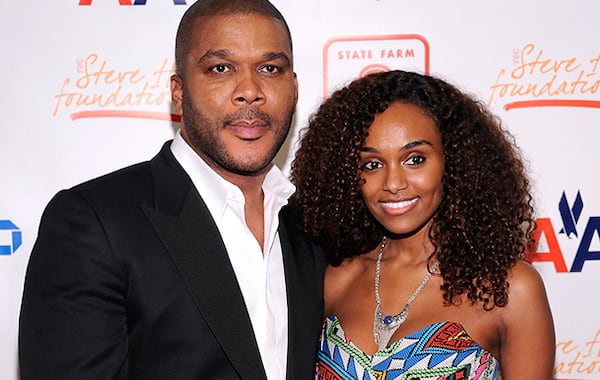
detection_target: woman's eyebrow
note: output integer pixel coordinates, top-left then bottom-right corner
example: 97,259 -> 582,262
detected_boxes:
360,139 -> 433,153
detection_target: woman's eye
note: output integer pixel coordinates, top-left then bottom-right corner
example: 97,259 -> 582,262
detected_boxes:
362,161 -> 382,171
404,155 -> 426,166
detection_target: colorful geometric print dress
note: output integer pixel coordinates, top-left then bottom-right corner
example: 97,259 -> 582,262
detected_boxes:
316,315 -> 499,380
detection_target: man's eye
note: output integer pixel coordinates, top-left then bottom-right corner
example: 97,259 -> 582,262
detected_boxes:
210,64 -> 231,73
259,64 -> 280,74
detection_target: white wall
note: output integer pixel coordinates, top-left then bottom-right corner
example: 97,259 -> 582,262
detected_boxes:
1,1 -> 599,379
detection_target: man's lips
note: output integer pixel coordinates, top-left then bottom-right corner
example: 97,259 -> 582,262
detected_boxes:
228,119 -> 268,140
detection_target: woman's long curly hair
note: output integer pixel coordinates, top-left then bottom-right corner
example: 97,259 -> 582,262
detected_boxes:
290,70 -> 535,309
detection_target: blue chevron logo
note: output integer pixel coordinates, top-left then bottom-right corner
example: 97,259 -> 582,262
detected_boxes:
558,191 -> 583,238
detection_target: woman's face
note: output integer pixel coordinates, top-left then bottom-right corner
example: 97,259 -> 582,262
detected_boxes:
359,102 -> 445,237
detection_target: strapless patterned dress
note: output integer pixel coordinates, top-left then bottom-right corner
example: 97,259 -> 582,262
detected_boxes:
316,315 -> 499,380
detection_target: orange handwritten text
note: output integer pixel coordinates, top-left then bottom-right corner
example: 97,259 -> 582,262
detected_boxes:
53,53 -> 175,121
488,43 -> 600,110
554,329 -> 600,379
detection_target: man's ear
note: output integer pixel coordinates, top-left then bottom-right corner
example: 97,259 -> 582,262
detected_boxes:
170,74 -> 183,115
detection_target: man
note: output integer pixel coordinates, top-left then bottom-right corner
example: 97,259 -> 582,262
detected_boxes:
18,1 -> 324,379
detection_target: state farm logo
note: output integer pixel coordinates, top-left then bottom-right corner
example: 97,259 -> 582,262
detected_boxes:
323,35 -> 430,97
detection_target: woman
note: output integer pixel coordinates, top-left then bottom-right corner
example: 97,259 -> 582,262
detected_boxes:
290,70 -> 555,379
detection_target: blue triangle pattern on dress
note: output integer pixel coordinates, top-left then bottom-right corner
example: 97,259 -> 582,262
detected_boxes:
362,369 -> 371,380
427,351 -> 455,368
372,355 -> 393,371
409,322 -> 454,354
403,353 -> 432,370
395,337 -> 419,358
333,345 -> 344,366
321,334 -> 331,357
454,348 -> 477,366
347,355 -> 358,378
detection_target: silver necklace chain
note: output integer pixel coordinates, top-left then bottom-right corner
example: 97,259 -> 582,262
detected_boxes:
373,236 -> 439,350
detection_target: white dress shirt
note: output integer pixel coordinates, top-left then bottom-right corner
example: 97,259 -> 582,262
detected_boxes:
170,131 -> 294,380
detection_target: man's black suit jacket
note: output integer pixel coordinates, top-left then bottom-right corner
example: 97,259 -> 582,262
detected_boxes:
19,142 -> 325,380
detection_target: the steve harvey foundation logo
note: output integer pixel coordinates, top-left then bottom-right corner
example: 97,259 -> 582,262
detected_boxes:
323,34 -> 430,97
53,53 -> 179,122
488,43 -> 600,110
53,0 -> 188,121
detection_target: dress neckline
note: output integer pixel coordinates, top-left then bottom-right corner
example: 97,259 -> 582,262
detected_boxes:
324,314 -> 494,359
319,315 -> 500,379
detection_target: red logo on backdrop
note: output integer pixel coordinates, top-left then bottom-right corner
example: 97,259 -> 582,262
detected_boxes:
323,35 -> 430,97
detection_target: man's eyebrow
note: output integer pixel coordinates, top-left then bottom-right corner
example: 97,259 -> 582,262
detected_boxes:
197,49 -> 291,66
197,49 -> 230,64
263,51 -> 291,65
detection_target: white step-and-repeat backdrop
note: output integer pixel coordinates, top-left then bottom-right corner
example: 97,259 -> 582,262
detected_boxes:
1,1 -> 598,379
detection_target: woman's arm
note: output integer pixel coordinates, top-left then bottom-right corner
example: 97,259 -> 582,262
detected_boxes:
499,260 -> 555,380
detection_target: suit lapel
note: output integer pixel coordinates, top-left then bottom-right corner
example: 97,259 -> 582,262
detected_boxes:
142,144 -> 266,379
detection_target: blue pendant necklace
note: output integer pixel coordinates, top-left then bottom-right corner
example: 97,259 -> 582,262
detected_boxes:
373,236 -> 439,350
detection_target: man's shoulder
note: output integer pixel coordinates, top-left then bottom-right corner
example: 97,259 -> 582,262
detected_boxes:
73,160 -> 152,195
71,141 -> 174,195
38,159 -> 157,230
